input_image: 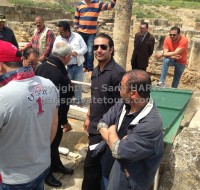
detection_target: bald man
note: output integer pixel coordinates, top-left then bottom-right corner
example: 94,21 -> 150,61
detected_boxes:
24,16 -> 55,62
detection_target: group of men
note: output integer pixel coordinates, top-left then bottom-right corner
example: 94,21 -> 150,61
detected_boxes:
0,0 -> 189,189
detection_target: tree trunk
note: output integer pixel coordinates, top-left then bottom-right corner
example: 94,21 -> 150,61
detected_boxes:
113,0 -> 133,69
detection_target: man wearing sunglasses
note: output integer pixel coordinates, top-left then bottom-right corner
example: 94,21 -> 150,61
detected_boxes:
155,26 -> 188,88
82,33 -> 125,190
131,22 -> 155,71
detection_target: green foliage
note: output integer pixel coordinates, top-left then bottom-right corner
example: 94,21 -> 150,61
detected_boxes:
135,9 -> 157,19
195,17 -> 200,22
134,0 -> 200,9
65,0 -> 78,13
9,0 -> 63,9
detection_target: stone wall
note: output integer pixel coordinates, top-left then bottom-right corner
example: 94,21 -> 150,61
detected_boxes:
0,5 -> 70,22
3,6 -> 200,89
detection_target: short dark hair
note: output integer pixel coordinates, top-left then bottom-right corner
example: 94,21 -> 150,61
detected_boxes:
23,47 -> 39,59
57,21 -> 71,32
141,22 -> 148,28
4,62 -> 23,68
170,26 -> 180,34
94,33 -> 114,56
125,70 -> 151,98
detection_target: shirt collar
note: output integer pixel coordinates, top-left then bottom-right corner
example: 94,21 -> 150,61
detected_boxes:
0,66 -> 35,86
98,58 -> 115,72
92,58 -> 115,77
69,31 -> 74,42
37,25 -> 45,33
82,0 -> 94,4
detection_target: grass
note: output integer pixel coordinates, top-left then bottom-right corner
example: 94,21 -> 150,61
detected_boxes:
8,0 -> 78,14
135,0 -> 200,9
195,17 -> 200,22
134,8 -> 157,19
8,0 -> 64,9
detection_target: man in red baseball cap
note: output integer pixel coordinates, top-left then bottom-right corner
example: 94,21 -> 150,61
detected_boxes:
0,40 -> 22,86
0,40 -> 21,63
0,39 -> 59,190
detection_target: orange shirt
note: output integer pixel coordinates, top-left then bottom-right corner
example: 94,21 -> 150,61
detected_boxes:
163,35 -> 188,64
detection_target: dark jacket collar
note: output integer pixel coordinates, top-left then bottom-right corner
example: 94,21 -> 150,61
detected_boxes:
47,55 -> 68,76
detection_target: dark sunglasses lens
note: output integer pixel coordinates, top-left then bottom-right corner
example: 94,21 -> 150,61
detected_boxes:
101,45 -> 107,50
170,34 -> 177,37
93,45 -> 98,50
93,45 -> 108,50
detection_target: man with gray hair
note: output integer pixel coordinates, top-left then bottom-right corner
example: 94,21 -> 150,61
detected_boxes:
36,41 -> 75,187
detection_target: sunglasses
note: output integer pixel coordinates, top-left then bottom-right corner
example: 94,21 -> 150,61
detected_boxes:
169,34 -> 177,37
93,44 -> 108,51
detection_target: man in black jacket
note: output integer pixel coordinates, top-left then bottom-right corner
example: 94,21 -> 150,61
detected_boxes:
36,41 -> 74,187
0,13 -> 18,48
131,22 -> 155,71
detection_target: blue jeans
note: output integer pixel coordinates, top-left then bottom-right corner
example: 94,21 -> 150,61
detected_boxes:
79,32 -> 96,71
0,167 -> 49,190
67,64 -> 83,103
101,176 -> 108,190
160,58 -> 185,88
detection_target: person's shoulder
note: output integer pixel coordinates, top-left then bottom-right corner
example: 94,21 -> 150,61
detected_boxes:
55,35 -> 63,42
4,26 -> 13,32
149,32 -> 155,38
164,36 -> 171,43
46,28 -> 54,34
135,32 -> 140,37
112,60 -> 125,73
180,35 -> 188,42
73,31 -> 82,39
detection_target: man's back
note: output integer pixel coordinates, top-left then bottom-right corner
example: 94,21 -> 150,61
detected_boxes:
0,75 -> 59,184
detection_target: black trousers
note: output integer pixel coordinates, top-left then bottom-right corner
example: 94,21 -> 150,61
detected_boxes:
51,124 -> 63,170
132,61 -> 147,71
82,134 -> 103,190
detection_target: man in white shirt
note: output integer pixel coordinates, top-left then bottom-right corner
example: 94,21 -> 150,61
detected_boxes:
53,21 -> 87,105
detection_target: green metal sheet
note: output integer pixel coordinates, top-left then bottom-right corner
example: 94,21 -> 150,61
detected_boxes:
151,87 -> 193,144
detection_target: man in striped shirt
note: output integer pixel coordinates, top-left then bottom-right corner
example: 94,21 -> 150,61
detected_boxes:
74,0 -> 116,72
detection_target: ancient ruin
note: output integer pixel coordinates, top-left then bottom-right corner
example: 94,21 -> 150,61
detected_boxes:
1,1 -> 200,189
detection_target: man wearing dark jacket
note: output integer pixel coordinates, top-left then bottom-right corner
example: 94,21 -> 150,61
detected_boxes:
98,70 -> 163,190
36,41 -> 74,187
131,22 -> 155,71
0,13 -> 18,48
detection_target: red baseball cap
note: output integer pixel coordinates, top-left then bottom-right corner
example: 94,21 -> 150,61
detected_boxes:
0,40 -> 21,62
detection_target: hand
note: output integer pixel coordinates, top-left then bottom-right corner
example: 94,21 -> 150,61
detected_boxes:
155,53 -> 162,59
71,51 -> 78,57
83,116 -> 90,132
39,55 -> 46,62
63,122 -> 72,133
171,55 -> 182,59
83,68 -> 88,72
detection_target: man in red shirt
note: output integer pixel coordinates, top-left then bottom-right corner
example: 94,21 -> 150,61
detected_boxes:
155,26 -> 188,88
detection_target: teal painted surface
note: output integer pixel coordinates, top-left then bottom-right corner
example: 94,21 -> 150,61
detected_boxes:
151,87 -> 193,144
